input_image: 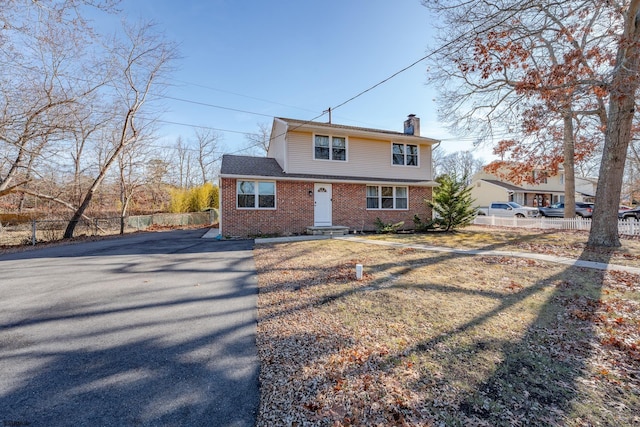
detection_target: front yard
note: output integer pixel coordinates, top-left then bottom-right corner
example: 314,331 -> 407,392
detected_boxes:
254,227 -> 640,426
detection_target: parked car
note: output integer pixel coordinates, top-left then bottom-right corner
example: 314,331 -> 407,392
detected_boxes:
476,202 -> 539,217
619,206 -> 640,220
538,202 -> 594,218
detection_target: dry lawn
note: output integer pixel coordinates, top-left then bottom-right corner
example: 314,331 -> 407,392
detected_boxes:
254,227 -> 640,426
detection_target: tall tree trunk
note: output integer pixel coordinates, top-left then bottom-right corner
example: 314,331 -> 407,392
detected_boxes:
64,115 -> 135,239
563,113 -> 576,218
120,194 -> 130,235
588,2 -> 640,247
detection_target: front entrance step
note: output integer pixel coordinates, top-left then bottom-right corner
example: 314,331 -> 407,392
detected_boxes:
305,226 -> 350,236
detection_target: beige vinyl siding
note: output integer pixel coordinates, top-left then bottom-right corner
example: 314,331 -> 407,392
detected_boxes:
285,130 -> 432,180
267,119 -> 288,171
521,174 -> 564,192
471,181 -> 509,207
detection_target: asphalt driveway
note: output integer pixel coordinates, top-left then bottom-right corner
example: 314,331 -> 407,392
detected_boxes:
0,229 -> 258,427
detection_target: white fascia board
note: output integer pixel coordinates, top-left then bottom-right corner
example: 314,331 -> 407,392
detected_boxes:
290,122 -> 440,145
273,117 -> 289,172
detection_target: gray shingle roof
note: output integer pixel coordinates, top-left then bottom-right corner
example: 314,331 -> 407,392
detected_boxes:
482,179 -> 525,192
220,155 -> 284,177
220,154 -> 433,184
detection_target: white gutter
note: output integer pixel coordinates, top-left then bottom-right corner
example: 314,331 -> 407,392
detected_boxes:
219,173 -> 439,187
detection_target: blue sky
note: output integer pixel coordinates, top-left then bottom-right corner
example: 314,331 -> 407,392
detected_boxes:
107,0 -> 489,160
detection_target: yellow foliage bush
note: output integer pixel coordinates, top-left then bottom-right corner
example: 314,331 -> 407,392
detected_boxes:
169,183 -> 219,213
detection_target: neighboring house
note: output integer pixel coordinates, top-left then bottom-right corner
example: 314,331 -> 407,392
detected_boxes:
219,115 -> 440,237
470,168 -> 597,207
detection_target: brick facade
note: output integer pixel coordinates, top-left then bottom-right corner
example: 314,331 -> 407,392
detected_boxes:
221,178 -> 433,237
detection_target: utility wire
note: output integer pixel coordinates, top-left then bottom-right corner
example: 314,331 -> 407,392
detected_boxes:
167,77 -> 320,115
327,31 -> 471,114
330,55 -> 431,112
157,95 -> 275,118
155,119 -> 257,135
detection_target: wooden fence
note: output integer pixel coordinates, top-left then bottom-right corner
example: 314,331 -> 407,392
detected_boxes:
473,216 -> 640,236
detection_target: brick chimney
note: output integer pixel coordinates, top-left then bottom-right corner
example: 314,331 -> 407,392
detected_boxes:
403,114 -> 420,136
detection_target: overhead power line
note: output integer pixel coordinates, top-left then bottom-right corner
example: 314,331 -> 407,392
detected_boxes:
157,95 -> 275,118
327,33 -> 465,113
167,78 -> 320,115
156,39 -> 465,145
330,55 -> 431,112
155,119 -> 257,135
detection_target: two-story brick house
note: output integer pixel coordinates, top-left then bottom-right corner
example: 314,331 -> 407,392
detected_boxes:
219,115 -> 440,237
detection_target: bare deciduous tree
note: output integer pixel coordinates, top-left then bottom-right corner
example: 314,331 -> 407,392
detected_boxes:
588,0 -> 640,247
435,150 -> 485,184
424,0 -> 614,219
64,21 -> 177,238
244,122 -> 271,156
195,128 -> 221,184
117,140 -> 153,234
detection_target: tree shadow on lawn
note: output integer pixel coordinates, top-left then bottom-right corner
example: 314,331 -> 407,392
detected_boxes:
254,231 -> 549,318
400,249 -> 614,425
254,234 -> 635,425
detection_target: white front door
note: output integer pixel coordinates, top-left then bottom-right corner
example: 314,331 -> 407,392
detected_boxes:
314,183 -> 332,226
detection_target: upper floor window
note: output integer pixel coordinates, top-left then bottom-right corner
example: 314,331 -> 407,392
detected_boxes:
315,135 -> 346,161
392,143 -> 418,166
533,170 -> 548,184
237,180 -> 275,209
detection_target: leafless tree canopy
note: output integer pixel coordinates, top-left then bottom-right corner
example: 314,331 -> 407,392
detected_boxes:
0,1 -> 180,238
244,122 -> 271,156
433,149 -> 485,183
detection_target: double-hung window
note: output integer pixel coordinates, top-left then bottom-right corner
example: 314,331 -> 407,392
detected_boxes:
392,143 -> 418,166
315,135 -> 346,161
366,185 -> 408,210
237,180 -> 275,209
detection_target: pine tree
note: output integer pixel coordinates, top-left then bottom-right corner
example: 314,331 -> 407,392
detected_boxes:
428,174 -> 476,232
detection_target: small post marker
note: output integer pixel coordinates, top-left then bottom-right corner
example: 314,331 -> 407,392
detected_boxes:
356,264 -> 363,280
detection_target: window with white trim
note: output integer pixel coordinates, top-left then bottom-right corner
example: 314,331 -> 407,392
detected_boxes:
392,143 -> 418,166
314,135 -> 346,161
366,185 -> 408,209
237,180 -> 275,209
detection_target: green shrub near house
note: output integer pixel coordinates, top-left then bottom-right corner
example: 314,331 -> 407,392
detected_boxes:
427,174 -> 476,232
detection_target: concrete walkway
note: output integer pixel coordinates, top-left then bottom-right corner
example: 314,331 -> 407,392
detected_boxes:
254,234 -> 640,275
336,236 -> 640,275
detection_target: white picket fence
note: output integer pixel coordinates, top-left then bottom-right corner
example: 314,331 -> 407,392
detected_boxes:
473,216 -> 640,236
